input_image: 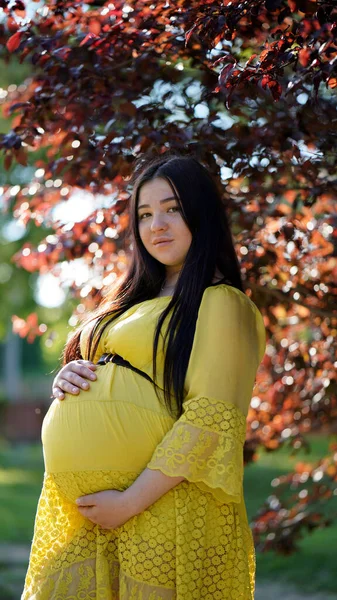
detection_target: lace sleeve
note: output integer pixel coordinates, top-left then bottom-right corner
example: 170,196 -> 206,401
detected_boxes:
147,395 -> 246,504
147,285 -> 266,504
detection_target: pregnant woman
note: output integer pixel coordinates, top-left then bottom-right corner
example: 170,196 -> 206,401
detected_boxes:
23,153 -> 266,600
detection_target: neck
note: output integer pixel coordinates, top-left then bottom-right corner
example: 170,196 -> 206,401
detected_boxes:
161,281 -> 176,292
157,268 -> 225,298
164,267 -> 181,288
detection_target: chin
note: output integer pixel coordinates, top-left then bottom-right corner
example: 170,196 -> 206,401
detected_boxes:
157,258 -> 183,267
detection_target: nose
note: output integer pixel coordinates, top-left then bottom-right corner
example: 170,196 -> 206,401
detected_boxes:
150,212 -> 168,232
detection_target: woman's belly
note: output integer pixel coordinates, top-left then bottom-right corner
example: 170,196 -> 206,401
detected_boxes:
42,364 -> 175,499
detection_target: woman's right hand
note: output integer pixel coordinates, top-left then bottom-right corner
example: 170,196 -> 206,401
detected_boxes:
52,360 -> 98,400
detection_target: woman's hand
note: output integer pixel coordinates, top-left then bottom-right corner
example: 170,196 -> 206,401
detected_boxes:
52,360 -> 97,400
76,490 -> 134,530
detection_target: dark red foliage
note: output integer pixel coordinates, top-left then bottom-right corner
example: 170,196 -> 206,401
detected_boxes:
1,0 -> 336,554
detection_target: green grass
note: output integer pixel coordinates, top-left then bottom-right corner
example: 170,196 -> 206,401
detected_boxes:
0,441 -> 44,599
0,440 -> 44,544
244,433 -> 337,594
0,434 -> 336,596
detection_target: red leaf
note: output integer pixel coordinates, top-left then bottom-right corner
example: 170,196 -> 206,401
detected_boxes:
119,102 -> 137,117
185,23 -> 198,47
89,19 -> 101,35
7,17 -> 20,33
80,33 -> 99,47
218,63 -> 236,87
212,53 -> 236,68
9,101 -> 32,114
15,147 -> 28,166
245,53 -> 257,67
298,48 -> 311,67
269,79 -> 282,101
327,77 -> 337,89
261,75 -> 271,89
12,312 -> 45,343
6,31 -> 22,52
4,154 -> 13,171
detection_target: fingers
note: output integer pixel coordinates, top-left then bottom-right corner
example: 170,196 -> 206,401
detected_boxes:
52,360 -> 98,397
68,361 -> 98,381
77,505 -> 96,519
54,378 -> 81,396
77,360 -> 98,372
61,370 -> 93,391
73,362 -> 97,379
76,494 -> 96,507
52,386 -> 65,401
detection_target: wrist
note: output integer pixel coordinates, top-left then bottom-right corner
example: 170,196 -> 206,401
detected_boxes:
122,487 -> 141,518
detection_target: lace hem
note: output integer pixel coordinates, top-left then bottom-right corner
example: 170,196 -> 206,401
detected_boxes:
22,557 -> 175,600
147,396 -> 246,504
22,471 -> 255,599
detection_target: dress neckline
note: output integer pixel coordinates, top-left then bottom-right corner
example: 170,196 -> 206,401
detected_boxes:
104,281 -> 231,323
143,279 -> 229,303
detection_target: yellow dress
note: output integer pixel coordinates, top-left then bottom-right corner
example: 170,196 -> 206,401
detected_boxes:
22,283 -> 266,600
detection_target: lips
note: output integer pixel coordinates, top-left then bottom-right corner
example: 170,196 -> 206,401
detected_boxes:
152,239 -> 173,246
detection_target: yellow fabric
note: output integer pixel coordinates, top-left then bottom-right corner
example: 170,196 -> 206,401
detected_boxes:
22,284 -> 266,600
148,285 -> 266,506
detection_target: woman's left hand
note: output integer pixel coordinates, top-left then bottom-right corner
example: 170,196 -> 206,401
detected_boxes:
76,489 -> 134,530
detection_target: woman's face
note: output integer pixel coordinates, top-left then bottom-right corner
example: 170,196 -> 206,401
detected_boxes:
137,177 -> 192,273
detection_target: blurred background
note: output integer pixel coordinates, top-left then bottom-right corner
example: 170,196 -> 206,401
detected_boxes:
1,1 -> 337,599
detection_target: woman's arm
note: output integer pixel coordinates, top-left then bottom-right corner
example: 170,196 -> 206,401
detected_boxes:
76,469 -> 185,529
123,468 -> 185,515
145,286 -> 266,505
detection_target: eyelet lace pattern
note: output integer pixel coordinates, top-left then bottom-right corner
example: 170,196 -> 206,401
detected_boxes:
22,285 -> 263,598
22,467 -> 255,599
148,396 -> 247,505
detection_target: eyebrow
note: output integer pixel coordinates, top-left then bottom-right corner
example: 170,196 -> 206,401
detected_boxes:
137,196 -> 178,210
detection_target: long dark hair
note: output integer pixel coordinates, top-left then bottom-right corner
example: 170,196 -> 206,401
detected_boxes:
63,152 -> 244,418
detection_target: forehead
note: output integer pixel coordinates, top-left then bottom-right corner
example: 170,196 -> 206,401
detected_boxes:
138,177 -> 176,204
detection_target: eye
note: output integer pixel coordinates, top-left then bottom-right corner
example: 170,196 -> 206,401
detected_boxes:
138,212 -> 151,220
168,206 -> 180,213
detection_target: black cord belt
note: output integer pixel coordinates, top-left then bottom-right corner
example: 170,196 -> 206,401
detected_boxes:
97,353 -> 154,384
